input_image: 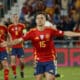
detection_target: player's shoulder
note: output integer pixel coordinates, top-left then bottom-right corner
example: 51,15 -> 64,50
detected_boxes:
18,23 -> 24,25
18,23 -> 25,27
45,27 -> 53,30
45,26 -> 57,31
0,24 -> 7,29
26,28 -> 37,34
8,24 -> 14,29
29,28 -> 37,32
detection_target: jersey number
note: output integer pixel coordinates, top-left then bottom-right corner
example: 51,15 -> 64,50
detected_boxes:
39,41 -> 46,48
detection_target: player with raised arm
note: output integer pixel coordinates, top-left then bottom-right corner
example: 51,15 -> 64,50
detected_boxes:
2,12 -> 80,80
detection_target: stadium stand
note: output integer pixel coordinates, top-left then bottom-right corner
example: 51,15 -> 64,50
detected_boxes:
0,0 -> 25,18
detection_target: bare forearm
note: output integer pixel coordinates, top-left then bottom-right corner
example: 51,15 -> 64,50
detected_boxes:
64,31 -> 80,37
8,38 -> 23,46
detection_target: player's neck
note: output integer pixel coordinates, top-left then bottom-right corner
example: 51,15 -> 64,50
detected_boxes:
13,22 -> 18,25
37,26 -> 45,31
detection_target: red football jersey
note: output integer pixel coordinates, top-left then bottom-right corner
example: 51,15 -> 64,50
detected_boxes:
22,27 -> 64,62
0,25 -> 7,51
8,23 -> 25,48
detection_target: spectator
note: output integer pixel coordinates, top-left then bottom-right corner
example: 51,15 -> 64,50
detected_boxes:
75,0 -> 80,10
44,0 -> 55,17
20,1 -> 33,22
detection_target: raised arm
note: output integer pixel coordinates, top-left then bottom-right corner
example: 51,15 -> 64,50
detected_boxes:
64,31 -> 80,37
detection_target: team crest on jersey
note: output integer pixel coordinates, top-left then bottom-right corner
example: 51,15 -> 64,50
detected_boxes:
0,30 -> 3,34
46,34 -> 50,40
40,35 -> 44,40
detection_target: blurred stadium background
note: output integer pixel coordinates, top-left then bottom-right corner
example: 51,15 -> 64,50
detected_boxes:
0,0 -> 80,80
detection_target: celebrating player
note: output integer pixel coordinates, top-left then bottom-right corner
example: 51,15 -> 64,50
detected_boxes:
0,24 -> 9,80
8,14 -> 26,79
2,12 -> 80,80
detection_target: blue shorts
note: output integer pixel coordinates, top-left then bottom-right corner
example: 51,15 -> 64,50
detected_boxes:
0,51 -> 8,61
12,48 -> 24,58
34,61 -> 55,75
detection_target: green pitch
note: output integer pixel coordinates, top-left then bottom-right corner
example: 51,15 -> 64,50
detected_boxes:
0,66 -> 80,80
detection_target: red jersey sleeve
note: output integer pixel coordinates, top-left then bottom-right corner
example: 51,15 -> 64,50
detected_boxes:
51,29 -> 64,37
19,23 -> 26,29
22,29 -> 33,41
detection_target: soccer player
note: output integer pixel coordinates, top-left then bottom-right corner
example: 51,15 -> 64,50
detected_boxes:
0,24 -> 9,80
2,12 -> 80,80
8,14 -> 26,79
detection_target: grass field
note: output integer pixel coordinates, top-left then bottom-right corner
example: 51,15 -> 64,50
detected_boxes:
0,66 -> 80,80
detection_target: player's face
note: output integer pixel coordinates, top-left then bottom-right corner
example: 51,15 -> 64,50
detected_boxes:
12,14 -> 19,23
36,14 -> 46,27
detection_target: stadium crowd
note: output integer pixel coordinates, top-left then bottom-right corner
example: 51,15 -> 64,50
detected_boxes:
20,0 -> 80,47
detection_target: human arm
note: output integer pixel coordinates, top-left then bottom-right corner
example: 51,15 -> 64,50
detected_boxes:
1,29 -> 33,47
8,38 -> 24,46
1,31 -> 24,47
64,31 -> 80,37
1,38 -> 23,47
51,27 -> 80,37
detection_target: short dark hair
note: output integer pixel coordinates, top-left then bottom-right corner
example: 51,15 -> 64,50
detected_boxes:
35,11 -> 47,19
